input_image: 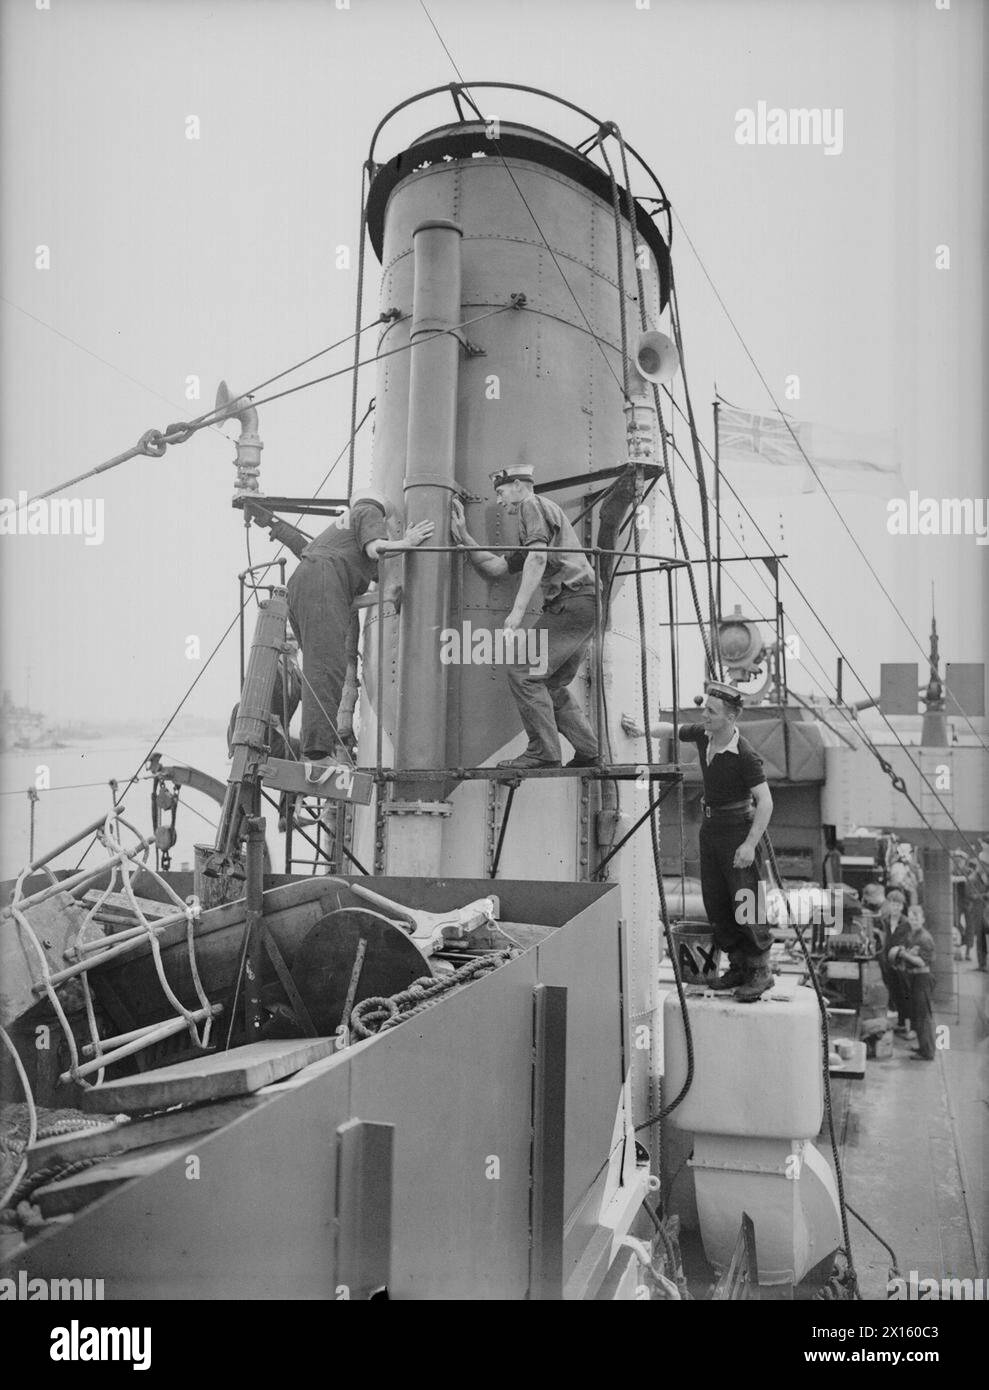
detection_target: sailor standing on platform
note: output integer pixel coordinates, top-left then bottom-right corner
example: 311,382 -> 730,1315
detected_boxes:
622,682 -> 775,1001
450,465 -> 600,770
245,493 -> 433,760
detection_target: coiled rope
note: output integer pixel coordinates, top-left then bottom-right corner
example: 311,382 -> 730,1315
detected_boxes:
351,950 -> 518,1039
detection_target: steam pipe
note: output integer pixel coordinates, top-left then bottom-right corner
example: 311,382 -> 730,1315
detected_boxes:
216,380 -> 264,493
394,220 -> 463,798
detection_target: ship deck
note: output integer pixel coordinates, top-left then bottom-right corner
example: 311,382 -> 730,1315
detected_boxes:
836,959 -> 987,1298
675,960 -> 987,1299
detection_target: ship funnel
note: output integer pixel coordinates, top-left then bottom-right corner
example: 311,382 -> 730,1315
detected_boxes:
216,380 -> 264,493
633,329 -> 679,385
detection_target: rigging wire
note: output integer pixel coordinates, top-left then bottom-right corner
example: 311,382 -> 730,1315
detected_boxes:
666,265 -> 722,671
347,161 -> 373,499
21,306 -> 502,509
69,405 -> 376,872
475,275 -> 978,795
846,1201 -> 901,1276
664,438 -> 973,859
659,398 -> 984,858
1,778 -> 134,797
760,833 -> 860,1298
1,296 -> 234,445
164,307 -> 515,425
671,208 -> 988,756
591,134 -> 695,1120
606,127 -> 717,682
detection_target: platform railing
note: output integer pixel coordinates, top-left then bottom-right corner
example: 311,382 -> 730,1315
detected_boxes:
372,542 -> 687,783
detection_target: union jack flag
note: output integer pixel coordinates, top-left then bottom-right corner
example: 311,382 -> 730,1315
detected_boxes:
717,406 -> 808,470
717,404 -> 900,495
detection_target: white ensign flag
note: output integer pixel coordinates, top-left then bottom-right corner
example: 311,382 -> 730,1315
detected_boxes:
717,405 -> 900,496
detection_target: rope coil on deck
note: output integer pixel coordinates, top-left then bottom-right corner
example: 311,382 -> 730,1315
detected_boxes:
6,1155 -> 110,1209
350,949 -> 518,1038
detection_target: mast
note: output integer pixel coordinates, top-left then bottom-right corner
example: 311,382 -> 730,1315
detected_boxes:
920,602 -> 948,748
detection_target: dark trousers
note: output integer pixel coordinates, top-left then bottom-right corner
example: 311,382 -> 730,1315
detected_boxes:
505,592 -> 598,763
698,818 -> 772,961
287,558 -> 353,759
884,967 -> 909,1026
909,972 -> 936,1059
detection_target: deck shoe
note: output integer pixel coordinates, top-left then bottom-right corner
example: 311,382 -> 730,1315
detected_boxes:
497,754 -> 561,770
707,952 -> 747,991
733,954 -> 775,1003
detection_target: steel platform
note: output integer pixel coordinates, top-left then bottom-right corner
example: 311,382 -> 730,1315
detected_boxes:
371,763 -> 683,783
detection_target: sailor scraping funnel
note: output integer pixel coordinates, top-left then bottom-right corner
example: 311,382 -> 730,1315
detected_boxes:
244,484 -> 432,761
489,464 -> 535,489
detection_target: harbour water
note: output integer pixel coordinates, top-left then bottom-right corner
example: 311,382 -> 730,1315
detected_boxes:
0,733 -> 248,883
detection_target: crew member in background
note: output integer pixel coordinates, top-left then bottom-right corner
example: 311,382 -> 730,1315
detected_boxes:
879,887 -> 912,1036
963,843 -> 989,972
887,841 -> 922,905
245,494 -> 433,760
622,683 -> 775,1001
951,850 -> 970,960
889,904 -> 937,1061
450,465 -> 599,770
860,881 -> 887,955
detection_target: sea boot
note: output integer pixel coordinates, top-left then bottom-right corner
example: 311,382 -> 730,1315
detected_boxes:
733,952 -> 775,1003
707,950 -> 748,992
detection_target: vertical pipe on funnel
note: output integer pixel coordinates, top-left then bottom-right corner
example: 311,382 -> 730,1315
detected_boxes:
395,220 -> 463,791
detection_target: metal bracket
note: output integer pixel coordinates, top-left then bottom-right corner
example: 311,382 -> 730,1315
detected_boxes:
530,984 -> 567,1301
262,929 -> 318,1038
335,1120 -> 394,1300
489,783 -> 518,880
534,462 -> 662,497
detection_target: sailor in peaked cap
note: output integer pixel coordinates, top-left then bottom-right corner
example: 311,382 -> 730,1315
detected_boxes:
704,680 -> 745,710
450,463 -> 600,769
621,679 -> 776,1000
489,464 -> 535,490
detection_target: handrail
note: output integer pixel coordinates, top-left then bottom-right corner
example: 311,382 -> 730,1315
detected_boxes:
367,540 -> 682,792
376,542 -> 689,567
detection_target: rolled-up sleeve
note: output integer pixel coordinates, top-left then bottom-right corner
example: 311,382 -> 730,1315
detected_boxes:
740,743 -> 767,790
352,503 -> 389,552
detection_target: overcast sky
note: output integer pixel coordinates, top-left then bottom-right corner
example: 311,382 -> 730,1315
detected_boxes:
1,0 -> 985,725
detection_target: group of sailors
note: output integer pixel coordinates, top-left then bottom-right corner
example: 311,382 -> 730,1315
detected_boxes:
244,464 -> 601,771
856,838 -> 989,1062
860,882 -> 937,1061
